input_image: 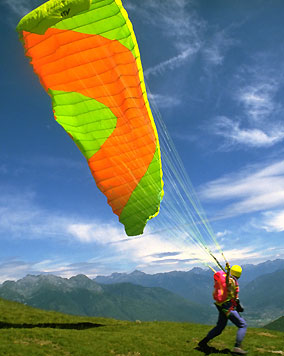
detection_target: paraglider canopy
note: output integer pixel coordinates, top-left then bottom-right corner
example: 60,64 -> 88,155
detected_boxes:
17,0 -> 164,236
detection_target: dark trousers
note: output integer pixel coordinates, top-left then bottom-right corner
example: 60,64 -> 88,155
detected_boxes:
206,307 -> 247,347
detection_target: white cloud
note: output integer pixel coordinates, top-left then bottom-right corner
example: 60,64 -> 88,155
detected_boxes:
210,52 -> 284,149
212,116 -> 284,148
202,30 -> 236,67
0,182 -> 281,280
200,160 -> 284,217
1,159 -> 283,281
66,222 -> 215,269
261,210 -> 284,232
0,258 -> 102,283
148,93 -> 181,109
223,247 -> 261,264
67,223 -> 125,244
136,0 -> 205,51
145,47 -> 199,78
0,186 -> 104,241
0,184 -> 211,273
227,191 -> 284,216
0,184 -> 228,275
216,230 -> 231,238
135,0 -> 237,79
130,0 -> 218,78
237,81 -> 280,122
0,260 -> 33,283
0,242 -> 269,282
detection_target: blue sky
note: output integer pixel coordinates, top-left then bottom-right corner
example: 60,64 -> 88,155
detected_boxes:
1,0 -> 284,282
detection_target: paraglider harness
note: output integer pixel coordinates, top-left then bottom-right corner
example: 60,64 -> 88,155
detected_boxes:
211,262 -> 240,317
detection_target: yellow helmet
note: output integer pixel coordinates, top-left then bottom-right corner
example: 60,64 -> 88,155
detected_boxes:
231,265 -> 242,278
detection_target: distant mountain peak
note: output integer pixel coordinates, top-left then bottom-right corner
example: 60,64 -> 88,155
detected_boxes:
70,274 -> 91,281
190,267 -> 204,274
130,270 -> 146,276
69,274 -> 102,293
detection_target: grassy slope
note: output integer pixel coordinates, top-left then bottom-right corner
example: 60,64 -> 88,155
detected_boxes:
264,316 -> 284,332
0,298 -> 283,356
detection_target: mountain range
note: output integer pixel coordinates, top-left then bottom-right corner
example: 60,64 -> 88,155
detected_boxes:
0,274 -> 212,324
94,259 -> 284,326
95,259 -> 284,288
0,259 -> 284,327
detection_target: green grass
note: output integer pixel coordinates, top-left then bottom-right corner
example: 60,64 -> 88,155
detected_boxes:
0,298 -> 283,356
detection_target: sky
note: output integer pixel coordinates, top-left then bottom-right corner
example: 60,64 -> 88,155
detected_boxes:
1,0 -> 284,282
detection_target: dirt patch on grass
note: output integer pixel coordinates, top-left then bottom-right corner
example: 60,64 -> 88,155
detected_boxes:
14,338 -> 53,346
256,332 -> 277,338
13,339 -> 31,345
111,351 -> 141,356
256,348 -> 284,355
13,338 -> 72,356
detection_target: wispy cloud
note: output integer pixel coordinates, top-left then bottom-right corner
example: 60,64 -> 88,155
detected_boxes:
212,116 -> 284,148
0,184 -> 213,275
131,0 -> 205,50
145,47 -> 199,78
235,54 -> 283,120
142,0 -> 204,77
0,184 -> 123,243
0,258 -> 105,283
202,30 -> 236,67
0,180 -> 279,280
67,223 -> 125,244
3,182 -> 266,278
200,160 -> 284,217
0,259 -> 33,283
207,43 -> 284,149
237,81 -> 280,122
215,230 -> 232,245
225,247 -> 260,262
129,0 -> 232,78
0,241 -> 271,282
261,210 -> 284,232
222,246 -> 267,265
210,80 -> 284,149
148,93 -> 181,108
149,252 -> 181,259
0,193 -> 68,240
216,230 -> 231,238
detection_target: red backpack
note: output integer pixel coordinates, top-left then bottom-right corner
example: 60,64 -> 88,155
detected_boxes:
213,271 -> 228,303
